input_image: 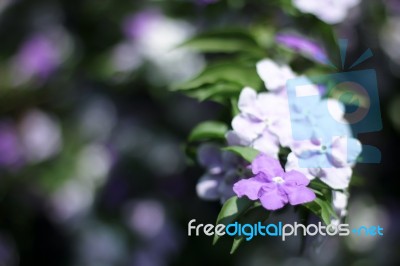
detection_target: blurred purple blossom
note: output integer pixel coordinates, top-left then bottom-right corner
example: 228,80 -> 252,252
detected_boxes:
0,122 -> 23,168
276,33 -> 329,64
13,34 -> 62,81
126,200 -> 182,266
196,143 -> 246,203
116,9 -> 203,84
123,10 -> 161,40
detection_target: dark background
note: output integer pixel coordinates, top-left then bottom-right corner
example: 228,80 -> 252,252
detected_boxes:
0,0 -> 399,265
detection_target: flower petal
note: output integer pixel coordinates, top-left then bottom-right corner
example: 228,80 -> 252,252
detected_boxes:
251,153 -> 284,177
232,115 -> 265,142
329,136 -> 362,167
258,185 -> 288,210
319,166 -> 352,189
256,59 -> 296,91
290,139 -> 321,158
285,186 -> 316,205
283,170 -> 310,186
225,130 -> 251,146
196,174 -> 221,200
238,87 -> 258,115
285,152 -> 316,181
197,143 -> 222,170
233,176 -> 265,200
252,131 -> 280,159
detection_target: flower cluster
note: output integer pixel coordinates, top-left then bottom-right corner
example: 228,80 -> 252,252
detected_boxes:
230,59 -> 361,190
196,58 -> 362,210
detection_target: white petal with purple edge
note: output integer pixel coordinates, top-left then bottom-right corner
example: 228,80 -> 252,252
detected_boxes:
319,167 -> 352,189
256,59 -> 296,91
252,132 -> 280,159
232,115 -> 265,141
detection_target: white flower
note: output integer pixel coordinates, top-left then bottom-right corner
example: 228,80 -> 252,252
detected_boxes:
111,10 -> 204,84
226,87 -> 292,158
293,0 -> 360,24
256,59 -> 296,92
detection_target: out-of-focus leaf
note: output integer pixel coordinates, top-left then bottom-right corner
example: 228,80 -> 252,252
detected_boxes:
180,29 -> 264,55
223,146 -> 259,162
302,195 -> 337,225
188,121 -> 228,142
172,61 -> 262,91
230,97 -> 240,117
184,81 -> 243,101
213,196 -> 253,245
309,178 -> 332,191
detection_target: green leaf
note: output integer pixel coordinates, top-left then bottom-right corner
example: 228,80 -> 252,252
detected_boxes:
223,146 -> 260,162
188,121 -> 228,142
316,197 -> 337,224
309,179 -> 332,191
230,97 -> 240,117
212,196 -> 253,245
173,61 -> 262,92
184,81 -> 243,102
230,206 -> 270,254
302,195 -> 337,225
310,188 -> 323,196
180,29 -> 264,55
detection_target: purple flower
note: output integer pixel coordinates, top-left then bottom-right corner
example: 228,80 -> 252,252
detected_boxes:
196,144 -> 245,203
233,154 -> 316,210
13,33 -> 62,81
0,122 -> 23,167
122,10 -> 161,40
276,33 -> 329,64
